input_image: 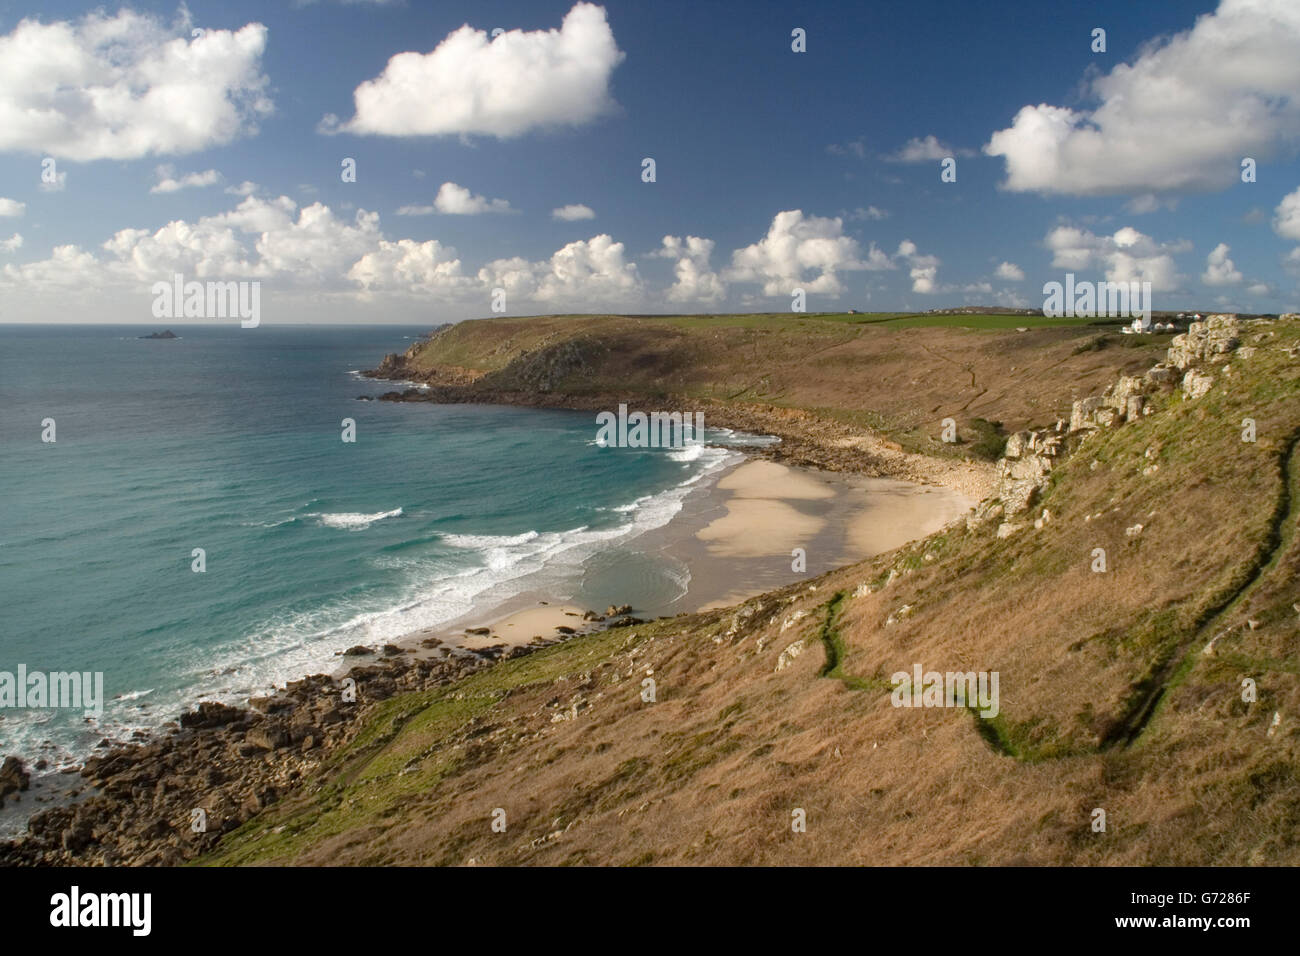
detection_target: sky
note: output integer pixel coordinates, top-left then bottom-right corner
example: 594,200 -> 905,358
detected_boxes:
0,0 -> 1298,324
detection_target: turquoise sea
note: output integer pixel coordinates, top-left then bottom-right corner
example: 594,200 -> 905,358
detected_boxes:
0,324 -> 748,772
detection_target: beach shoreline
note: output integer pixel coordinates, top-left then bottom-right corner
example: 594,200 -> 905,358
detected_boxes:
1,393 -> 987,857
372,451 -> 976,661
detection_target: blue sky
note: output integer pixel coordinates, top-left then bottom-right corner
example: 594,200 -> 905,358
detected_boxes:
0,0 -> 1297,323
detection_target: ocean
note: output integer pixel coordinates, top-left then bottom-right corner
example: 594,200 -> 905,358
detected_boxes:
0,324 -> 749,774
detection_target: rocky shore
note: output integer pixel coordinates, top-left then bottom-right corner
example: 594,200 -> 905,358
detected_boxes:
0,644 -> 507,865
0,605 -> 654,866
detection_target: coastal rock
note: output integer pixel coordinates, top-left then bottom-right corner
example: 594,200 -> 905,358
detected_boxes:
180,701 -> 245,730
1182,369 -> 1215,400
775,640 -> 807,672
1144,363 -> 1177,386
605,605 -> 633,618
780,609 -> 810,633
1167,314 -> 1240,370
245,725 -> 289,751
0,647 -> 490,867
992,424 -> 1062,515
1070,397 -> 1104,433
249,695 -> 295,715
0,757 -> 30,799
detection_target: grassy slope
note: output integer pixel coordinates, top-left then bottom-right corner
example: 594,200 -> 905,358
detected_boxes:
204,315 -> 1299,865
392,312 -> 1167,461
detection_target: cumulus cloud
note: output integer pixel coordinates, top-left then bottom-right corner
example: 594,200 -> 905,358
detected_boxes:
552,203 -> 596,221
0,10 -> 271,160
1,233 -> 22,252
885,135 -> 963,163
995,261 -> 1025,281
985,0 -> 1300,195
348,239 -> 469,294
151,165 -> 222,194
1283,246 -> 1300,276
433,182 -> 512,215
1274,186 -> 1300,240
896,239 -> 941,293
0,198 -> 24,217
324,2 -> 623,138
96,195 -> 384,285
478,234 -> 641,307
1045,224 -> 1188,290
1202,243 -> 1243,285
726,210 -> 891,297
655,235 -> 726,304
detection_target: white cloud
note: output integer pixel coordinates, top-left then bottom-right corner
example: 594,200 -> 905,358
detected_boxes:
726,210 -> 891,297
151,165 -> 222,194
552,203 -> 596,221
886,135 -> 961,163
39,169 -> 67,192
896,239 -> 941,293
348,239 -> 470,294
0,198 -> 24,217
95,195 -> 384,286
985,0 -> 1300,195
995,261 -> 1025,281
0,10 -> 271,160
325,2 -> 623,139
1,233 -> 21,252
1045,224 -> 1187,291
655,235 -> 726,304
848,205 -> 889,221
1202,242 -> 1243,285
1274,186 -> 1300,240
478,234 -> 641,307
432,182 -> 512,215
225,181 -> 258,197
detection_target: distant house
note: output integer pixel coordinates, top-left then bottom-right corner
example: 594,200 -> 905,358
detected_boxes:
847,309 -> 859,314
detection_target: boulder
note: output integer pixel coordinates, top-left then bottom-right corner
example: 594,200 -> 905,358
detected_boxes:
245,725 -> 289,751
180,701 -> 245,730
1070,396 -> 1105,433
1182,369 -> 1215,400
775,640 -> 807,672
0,756 -> 30,799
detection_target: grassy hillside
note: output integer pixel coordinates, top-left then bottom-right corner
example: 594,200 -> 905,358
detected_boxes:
376,312 -> 1171,463
201,314 -> 1300,866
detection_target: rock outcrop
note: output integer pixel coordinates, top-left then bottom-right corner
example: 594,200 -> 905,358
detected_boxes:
1167,314 -> 1240,370
0,756 -> 30,800
972,314 -> 1248,536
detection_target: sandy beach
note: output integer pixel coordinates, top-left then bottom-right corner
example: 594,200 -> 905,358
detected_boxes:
394,453 -> 976,653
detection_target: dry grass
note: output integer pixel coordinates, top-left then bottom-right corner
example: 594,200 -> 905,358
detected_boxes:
203,318 -> 1300,866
